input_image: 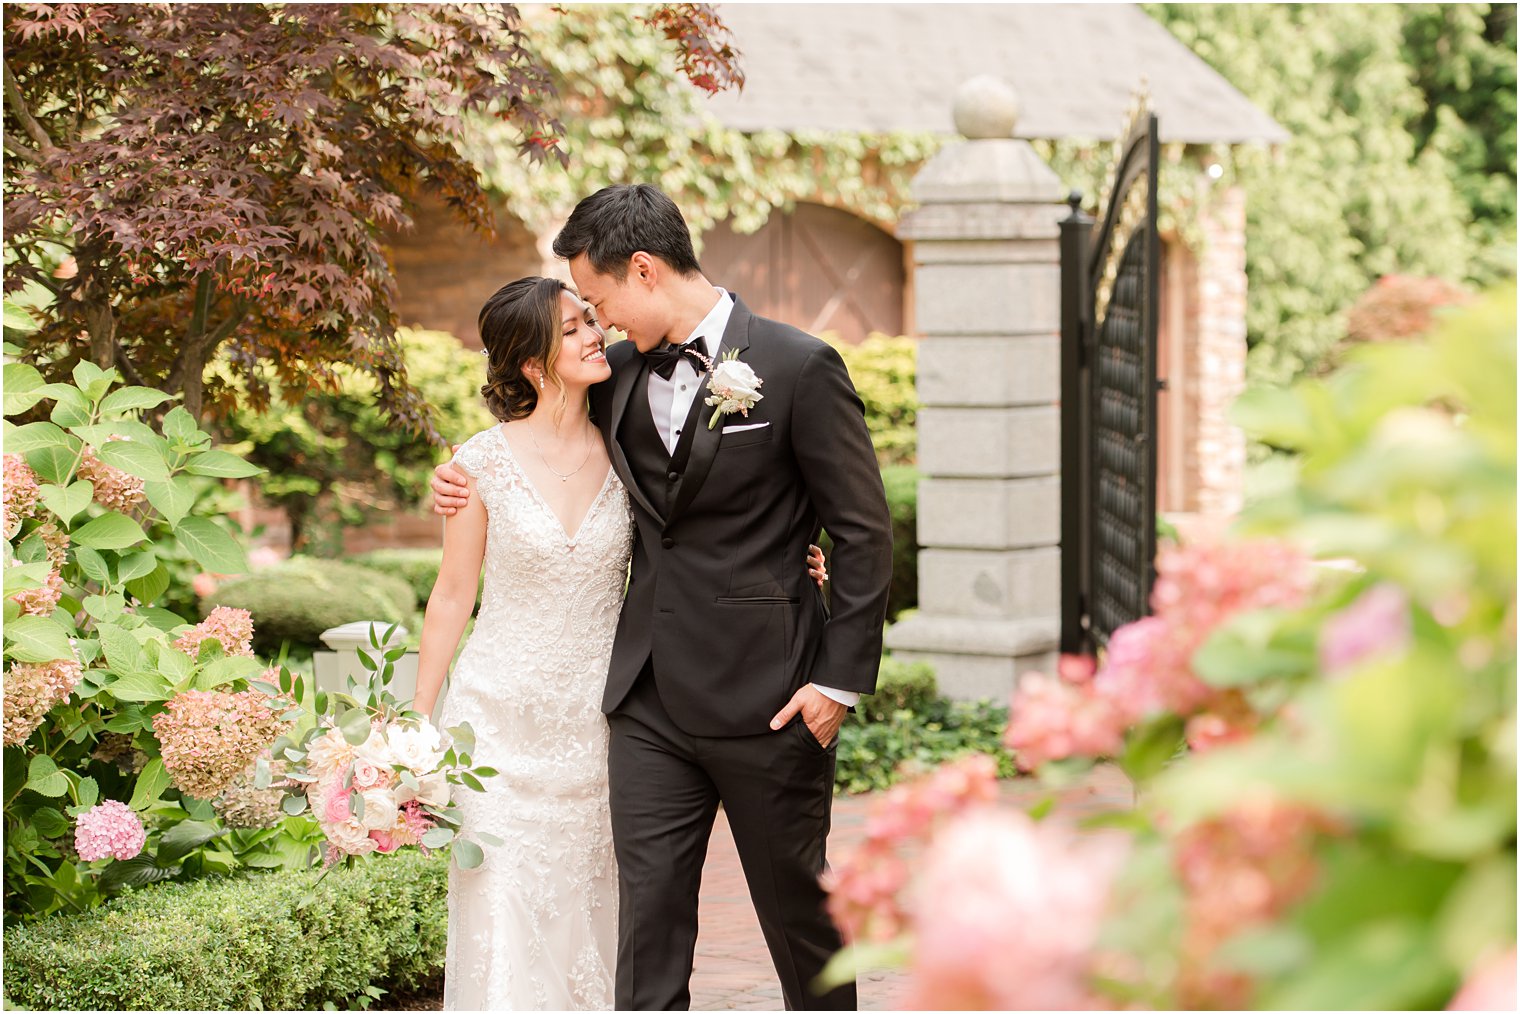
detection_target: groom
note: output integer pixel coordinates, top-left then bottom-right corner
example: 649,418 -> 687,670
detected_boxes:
432,184 -> 892,1010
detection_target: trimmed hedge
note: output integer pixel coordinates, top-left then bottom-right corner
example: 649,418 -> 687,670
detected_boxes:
350,547 -> 487,612
2,851 -> 448,1011
858,655 -> 937,723
817,465 -> 918,624
350,547 -> 444,608
203,557 -> 416,653
826,333 -> 918,467
879,465 -> 919,622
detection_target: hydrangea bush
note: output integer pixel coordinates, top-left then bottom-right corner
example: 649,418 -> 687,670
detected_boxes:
822,287 -> 1516,1008
3,331 -> 324,920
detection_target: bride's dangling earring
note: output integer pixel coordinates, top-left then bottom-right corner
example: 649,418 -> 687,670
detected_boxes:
538,374 -> 545,390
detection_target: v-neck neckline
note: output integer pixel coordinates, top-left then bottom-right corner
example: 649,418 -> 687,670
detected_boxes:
496,424 -> 614,546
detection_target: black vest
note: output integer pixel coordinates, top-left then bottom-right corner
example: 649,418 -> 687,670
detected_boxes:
618,368 -> 706,518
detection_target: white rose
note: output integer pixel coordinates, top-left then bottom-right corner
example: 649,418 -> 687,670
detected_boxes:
710,359 -> 762,401
306,727 -> 354,779
325,817 -> 378,856
358,787 -> 398,831
387,722 -> 446,774
353,726 -> 396,769
397,770 -> 451,808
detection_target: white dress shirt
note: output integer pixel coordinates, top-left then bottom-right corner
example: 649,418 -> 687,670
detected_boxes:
650,289 -> 860,710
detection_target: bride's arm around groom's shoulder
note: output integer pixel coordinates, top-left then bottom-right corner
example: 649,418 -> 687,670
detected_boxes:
789,339 -> 894,695
413,462 -> 487,723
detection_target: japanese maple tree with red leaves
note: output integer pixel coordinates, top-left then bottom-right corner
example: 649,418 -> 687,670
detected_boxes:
3,3 -> 742,435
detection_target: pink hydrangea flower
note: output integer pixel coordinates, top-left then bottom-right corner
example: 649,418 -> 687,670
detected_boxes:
905,808 -> 1128,1010
1448,947 -> 1517,1011
152,686 -> 290,798
1006,538 -> 1316,774
173,606 -> 256,658
1005,670 -> 1127,771
76,442 -> 146,513
212,753 -> 289,829
1173,797 -> 1340,1008
36,521 -> 69,570
825,755 -> 1000,944
1058,652 -> 1098,684
74,799 -> 147,861
3,453 -> 40,536
1319,583 -> 1411,676
3,657 -> 82,746
9,569 -> 63,617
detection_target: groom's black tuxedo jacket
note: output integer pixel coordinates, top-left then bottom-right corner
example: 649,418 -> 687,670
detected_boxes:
588,295 -> 893,737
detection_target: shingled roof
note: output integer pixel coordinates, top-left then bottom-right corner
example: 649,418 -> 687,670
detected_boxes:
700,3 -> 1289,145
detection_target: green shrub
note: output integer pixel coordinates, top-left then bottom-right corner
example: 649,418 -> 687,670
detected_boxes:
835,654 -> 1013,795
204,558 -> 415,652
2,850 -> 448,1011
826,333 -> 918,466
817,465 -> 918,623
1,351 -> 324,922
350,548 -> 444,608
880,465 -> 919,621
835,698 -> 1016,795
858,655 -> 937,723
216,327 -> 497,553
350,547 -> 486,612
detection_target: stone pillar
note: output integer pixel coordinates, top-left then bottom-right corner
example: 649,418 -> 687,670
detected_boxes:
884,77 -> 1067,701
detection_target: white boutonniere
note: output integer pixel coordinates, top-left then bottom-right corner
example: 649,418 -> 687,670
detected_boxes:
704,350 -> 764,429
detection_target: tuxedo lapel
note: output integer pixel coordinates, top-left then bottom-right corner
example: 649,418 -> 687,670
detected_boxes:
608,355 -> 667,527
666,296 -> 754,524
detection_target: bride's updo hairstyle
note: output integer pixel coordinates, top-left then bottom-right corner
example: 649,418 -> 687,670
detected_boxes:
478,275 -> 569,423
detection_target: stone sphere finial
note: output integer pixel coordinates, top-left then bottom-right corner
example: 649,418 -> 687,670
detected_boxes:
952,75 -> 1019,139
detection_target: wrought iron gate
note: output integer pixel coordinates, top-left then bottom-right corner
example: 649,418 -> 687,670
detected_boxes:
1059,101 -> 1161,654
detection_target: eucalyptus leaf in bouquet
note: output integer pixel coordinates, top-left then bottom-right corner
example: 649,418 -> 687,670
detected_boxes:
267,623 -> 498,871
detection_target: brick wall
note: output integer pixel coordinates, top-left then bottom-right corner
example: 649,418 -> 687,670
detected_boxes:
386,195 -> 544,348
1188,183 -> 1248,518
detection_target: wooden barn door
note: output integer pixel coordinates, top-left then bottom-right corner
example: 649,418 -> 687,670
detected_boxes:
699,202 -> 904,343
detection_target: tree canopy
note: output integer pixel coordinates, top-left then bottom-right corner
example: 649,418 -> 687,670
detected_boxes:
2,3 -> 740,431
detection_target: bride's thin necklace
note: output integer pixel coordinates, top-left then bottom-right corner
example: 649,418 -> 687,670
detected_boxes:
525,419 -> 594,482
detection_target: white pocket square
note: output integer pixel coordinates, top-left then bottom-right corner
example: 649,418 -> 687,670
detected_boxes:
723,422 -> 770,433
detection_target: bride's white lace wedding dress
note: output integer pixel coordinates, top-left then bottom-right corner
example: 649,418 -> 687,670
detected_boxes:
437,424 -> 632,1011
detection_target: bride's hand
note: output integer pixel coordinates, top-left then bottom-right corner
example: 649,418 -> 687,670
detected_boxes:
806,544 -> 828,587
432,450 -> 472,516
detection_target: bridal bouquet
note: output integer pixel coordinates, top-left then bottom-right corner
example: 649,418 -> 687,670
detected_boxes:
259,626 -> 498,868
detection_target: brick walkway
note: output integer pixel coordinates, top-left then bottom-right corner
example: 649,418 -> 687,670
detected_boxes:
691,765 -> 1133,1011
391,767 -> 1132,1012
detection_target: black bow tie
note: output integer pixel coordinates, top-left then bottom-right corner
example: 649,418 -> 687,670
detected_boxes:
644,338 -> 710,380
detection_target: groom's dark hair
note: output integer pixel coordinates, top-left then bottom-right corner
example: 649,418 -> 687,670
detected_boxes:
552,183 -> 702,281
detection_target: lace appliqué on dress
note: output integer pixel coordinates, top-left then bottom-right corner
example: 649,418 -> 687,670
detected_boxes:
439,425 -> 633,1011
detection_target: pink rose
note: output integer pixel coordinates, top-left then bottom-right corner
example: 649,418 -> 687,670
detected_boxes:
370,829 -> 402,853
324,786 -> 354,824
352,759 -> 388,790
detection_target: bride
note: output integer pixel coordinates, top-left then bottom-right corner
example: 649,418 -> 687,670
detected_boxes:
410,276 -> 826,1011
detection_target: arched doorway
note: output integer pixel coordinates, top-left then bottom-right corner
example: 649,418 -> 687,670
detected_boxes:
698,202 -> 905,343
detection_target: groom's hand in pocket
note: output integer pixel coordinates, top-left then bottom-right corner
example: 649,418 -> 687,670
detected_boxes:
431,451 -> 472,516
770,684 -> 846,748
